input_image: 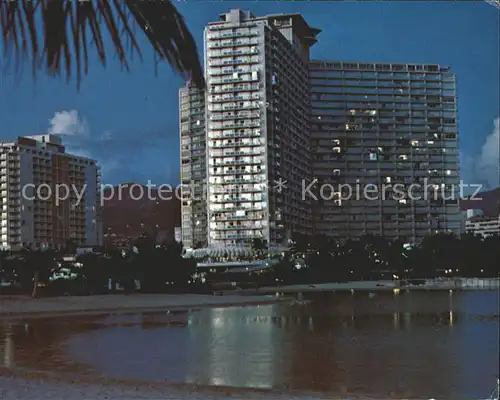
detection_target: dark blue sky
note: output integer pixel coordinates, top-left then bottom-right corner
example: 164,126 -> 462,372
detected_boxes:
0,1 -> 498,189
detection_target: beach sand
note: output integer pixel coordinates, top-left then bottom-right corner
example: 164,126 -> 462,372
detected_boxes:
0,373 -> 330,400
0,293 -> 286,319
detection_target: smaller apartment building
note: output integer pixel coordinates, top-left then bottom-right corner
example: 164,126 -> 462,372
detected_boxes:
465,215 -> 500,238
0,134 -> 102,250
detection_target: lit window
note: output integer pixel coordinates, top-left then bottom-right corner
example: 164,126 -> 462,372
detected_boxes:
369,153 -> 377,161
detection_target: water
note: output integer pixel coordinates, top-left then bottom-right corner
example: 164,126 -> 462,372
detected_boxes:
1,290 -> 499,399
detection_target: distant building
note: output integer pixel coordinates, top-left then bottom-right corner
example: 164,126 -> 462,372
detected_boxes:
460,188 -> 500,219
466,209 -> 484,219
174,226 -> 182,244
461,209 -> 484,234
465,214 -> 500,238
0,134 -> 102,250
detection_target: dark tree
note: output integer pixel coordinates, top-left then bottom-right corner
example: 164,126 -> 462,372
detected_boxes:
0,0 -> 204,89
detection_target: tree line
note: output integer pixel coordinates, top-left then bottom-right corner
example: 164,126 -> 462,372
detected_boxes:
0,232 -> 498,297
265,232 -> 500,285
0,236 -> 196,298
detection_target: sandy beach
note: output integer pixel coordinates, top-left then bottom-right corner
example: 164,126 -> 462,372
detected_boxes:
0,293 -> 286,319
0,374 -> 332,400
224,278 -> 500,295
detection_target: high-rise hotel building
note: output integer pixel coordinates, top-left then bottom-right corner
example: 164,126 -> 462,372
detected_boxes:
202,9 -> 319,249
0,134 -> 102,250
180,10 -> 461,251
309,61 -> 461,243
180,85 -> 207,249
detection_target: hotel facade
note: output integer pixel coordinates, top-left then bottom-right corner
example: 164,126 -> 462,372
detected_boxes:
181,9 -> 320,252
179,9 -> 461,253
309,60 -> 461,243
0,134 -> 102,250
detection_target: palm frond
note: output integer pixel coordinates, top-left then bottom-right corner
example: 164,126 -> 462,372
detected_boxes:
0,0 -> 204,89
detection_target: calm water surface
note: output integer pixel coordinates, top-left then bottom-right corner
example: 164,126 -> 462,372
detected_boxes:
1,290 -> 499,399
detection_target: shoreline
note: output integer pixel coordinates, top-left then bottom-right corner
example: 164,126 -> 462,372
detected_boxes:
223,279 -> 500,295
0,367 -> 398,400
0,293 -> 288,320
1,278 -> 498,319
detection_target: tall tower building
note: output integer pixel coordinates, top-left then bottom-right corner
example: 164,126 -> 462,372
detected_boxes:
179,84 -> 207,249
0,134 -> 102,250
204,9 -> 319,250
181,10 -> 463,252
309,60 -> 461,243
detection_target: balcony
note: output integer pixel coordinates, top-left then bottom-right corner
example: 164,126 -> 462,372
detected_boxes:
212,158 -> 262,167
212,213 -> 264,221
208,39 -> 259,49
208,58 -> 260,67
210,76 -> 259,85
211,186 -> 264,194
211,141 -> 261,149
210,130 -> 261,139
211,168 -> 251,176
210,94 -> 261,103
211,203 -> 264,212
209,49 -> 258,58
207,31 -> 260,40
210,122 -> 261,130
212,233 -> 262,240
212,196 -> 262,204
210,112 -> 260,121
212,224 -> 262,231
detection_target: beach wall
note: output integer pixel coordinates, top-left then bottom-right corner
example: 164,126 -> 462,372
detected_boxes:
456,277 -> 500,289
425,278 -> 500,290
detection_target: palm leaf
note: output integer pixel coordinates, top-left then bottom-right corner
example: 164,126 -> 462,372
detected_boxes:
0,0 -> 204,88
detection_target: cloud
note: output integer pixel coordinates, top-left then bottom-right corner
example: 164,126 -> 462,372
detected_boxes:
47,109 -> 115,176
475,118 -> 499,189
47,110 -> 92,158
45,109 -> 179,185
48,110 -> 89,137
462,117 -> 500,191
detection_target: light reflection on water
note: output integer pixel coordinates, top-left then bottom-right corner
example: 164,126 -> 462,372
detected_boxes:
0,290 -> 499,399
